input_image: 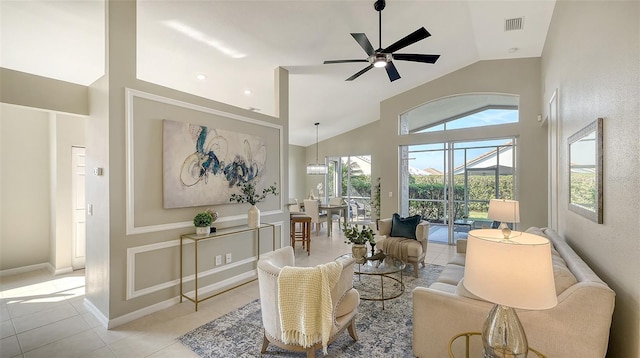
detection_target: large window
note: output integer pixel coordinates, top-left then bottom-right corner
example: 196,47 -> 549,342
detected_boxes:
399,93 -> 519,244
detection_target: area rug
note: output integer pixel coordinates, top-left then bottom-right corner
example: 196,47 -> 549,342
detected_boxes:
178,263 -> 443,358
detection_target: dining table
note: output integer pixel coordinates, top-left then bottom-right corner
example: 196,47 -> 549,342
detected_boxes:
318,204 -> 348,237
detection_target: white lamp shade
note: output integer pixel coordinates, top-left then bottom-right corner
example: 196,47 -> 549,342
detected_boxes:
488,199 -> 520,223
464,229 -> 557,310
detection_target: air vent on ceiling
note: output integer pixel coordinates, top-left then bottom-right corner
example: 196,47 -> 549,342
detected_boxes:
505,17 -> 524,31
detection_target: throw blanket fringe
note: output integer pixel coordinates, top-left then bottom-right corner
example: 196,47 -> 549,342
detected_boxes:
277,261 -> 343,354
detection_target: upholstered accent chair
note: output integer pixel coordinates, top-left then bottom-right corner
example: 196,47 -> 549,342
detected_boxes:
376,217 -> 429,277
257,246 -> 360,358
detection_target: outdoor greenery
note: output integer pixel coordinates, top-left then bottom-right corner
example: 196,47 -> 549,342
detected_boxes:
408,174 -> 513,221
570,172 -> 597,209
371,177 -> 381,219
340,161 -> 370,198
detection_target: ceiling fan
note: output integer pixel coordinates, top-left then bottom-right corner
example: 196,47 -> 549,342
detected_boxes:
323,0 -> 440,82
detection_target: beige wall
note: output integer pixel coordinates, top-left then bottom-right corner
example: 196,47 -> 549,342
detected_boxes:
0,104 -> 86,274
305,121 -> 380,200
0,104 -> 51,270
311,58 -> 546,228
82,0 -> 289,322
0,68 -> 88,116
541,1 -> 639,356
0,0 -> 288,324
288,144 -> 307,201
304,59 -> 547,231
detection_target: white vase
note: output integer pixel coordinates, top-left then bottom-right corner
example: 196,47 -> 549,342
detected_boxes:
195,226 -> 209,235
248,205 -> 260,228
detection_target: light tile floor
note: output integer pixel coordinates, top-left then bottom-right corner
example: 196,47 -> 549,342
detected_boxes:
0,225 -> 455,358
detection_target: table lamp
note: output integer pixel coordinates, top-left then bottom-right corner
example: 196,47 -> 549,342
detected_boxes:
464,229 -> 557,358
488,199 -> 520,240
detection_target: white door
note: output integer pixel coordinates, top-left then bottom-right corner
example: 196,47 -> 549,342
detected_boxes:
71,147 -> 86,269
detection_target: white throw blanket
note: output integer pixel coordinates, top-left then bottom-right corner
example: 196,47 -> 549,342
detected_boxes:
277,261 -> 343,354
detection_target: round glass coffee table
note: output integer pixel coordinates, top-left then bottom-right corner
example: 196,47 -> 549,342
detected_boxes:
337,253 -> 406,309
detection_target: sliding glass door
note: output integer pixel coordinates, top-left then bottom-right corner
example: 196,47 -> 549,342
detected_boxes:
402,139 -> 516,244
327,155 -> 372,223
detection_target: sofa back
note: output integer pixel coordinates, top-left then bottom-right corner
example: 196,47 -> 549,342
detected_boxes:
539,227 -> 611,288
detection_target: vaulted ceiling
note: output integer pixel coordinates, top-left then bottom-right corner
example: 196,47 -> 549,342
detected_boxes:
0,0 -> 556,146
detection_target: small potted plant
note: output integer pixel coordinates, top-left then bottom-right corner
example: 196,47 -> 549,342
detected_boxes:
342,221 -> 374,263
229,181 -> 278,228
205,208 -> 219,233
193,212 -> 213,235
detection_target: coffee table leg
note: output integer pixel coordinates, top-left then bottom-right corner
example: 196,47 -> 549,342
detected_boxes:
380,274 -> 385,310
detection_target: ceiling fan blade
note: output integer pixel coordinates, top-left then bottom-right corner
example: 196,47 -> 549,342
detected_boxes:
346,64 -> 374,81
323,59 -> 369,64
392,53 -> 440,64
382,27 -> 431,54
351,33 -> 376,56
385,61 -> 401,82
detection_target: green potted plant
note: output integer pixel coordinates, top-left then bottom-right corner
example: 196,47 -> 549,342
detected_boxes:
342,221 -> 374,263
205,208 -> 219,233
229,181 -> 278,227
372,177 -> 381,229
193,212 -> 213,235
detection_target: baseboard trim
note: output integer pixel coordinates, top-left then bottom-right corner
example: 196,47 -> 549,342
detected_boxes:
83,298 -> 109,329
52,266 -> 73,276
0,262 -> 54,277
104,271 -> 257,329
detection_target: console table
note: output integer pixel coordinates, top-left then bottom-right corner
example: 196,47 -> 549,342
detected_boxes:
180,223 -> 275,311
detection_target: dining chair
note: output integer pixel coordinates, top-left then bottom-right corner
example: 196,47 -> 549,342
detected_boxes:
289,198 -> 301,213
303,199 -> 327,235
328,197 -> 345,226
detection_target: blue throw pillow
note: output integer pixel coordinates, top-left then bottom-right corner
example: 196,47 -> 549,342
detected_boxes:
390,213 -> 421,239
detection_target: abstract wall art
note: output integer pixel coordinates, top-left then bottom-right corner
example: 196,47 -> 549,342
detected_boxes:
163,119 -> 267,208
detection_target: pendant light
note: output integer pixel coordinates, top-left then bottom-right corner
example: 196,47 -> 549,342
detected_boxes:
307,122 -> 328,175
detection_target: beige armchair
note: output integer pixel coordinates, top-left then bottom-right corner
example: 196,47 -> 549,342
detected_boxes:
377,217 -> 429,277
257,246 -> 360,357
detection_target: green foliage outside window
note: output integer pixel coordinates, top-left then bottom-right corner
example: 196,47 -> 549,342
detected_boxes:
408,174 -> 513,221
570,173 -> 597,210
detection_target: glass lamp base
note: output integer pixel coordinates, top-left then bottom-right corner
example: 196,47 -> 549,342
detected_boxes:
482,304 -> 528,358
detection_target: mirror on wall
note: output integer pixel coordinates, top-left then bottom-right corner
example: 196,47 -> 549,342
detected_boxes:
568,118 -> 603,224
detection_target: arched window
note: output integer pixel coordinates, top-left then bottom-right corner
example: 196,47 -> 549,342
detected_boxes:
399,93 -> 518,135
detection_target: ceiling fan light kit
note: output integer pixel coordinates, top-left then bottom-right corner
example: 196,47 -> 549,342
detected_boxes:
323,0 -> 440,82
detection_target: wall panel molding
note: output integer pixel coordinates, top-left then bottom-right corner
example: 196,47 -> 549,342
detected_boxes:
124,88 -> 284,235
126,222 -> 283,300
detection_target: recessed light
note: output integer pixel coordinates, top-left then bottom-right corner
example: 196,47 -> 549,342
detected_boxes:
244,90 -> 252,95
248,107 -> 260,112
196,74 -> 207,80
